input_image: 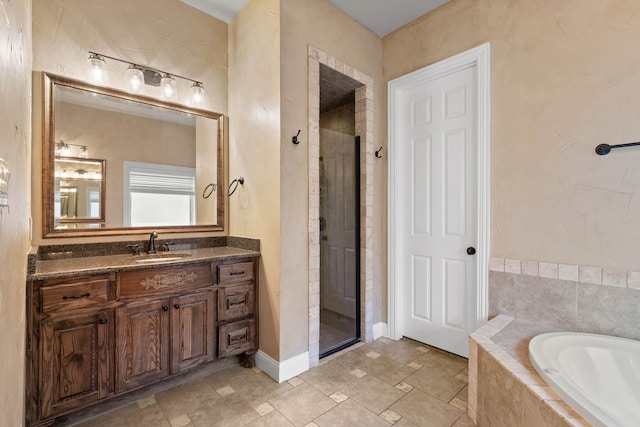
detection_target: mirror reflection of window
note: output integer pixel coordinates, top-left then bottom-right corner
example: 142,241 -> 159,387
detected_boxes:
124,161 -> 196,227
89,189 -> 100,217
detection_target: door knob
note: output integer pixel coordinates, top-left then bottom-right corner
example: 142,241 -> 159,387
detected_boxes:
322,236 -> 328,241
467,247 -> 476,255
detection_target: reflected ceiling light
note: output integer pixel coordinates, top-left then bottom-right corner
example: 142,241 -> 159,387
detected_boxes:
160,74 -> 178,101
87,51 -> 208,107
56,140 -> 89,158
87,53 -> 109,85
125,64 -> 145,94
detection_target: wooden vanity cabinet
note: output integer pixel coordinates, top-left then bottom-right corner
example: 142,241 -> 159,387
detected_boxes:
40,308 -> 113,419
27,256 -> 258,426
216,259 -> 258,358
115,291 -> 216,393
171,291 -> 216,373
115,299 -> 170,393
30,274 -> 116,421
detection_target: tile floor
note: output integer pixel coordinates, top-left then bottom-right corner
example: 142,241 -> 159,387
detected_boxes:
74,338 -> 473,427
319,309 -> 357,353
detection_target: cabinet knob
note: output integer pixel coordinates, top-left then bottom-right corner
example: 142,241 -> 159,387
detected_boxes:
174,304 -> 180,309
98,318 -> 108,324
163,305 -> 169,311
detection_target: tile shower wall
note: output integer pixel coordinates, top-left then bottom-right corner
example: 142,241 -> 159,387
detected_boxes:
489,257 -> 640,340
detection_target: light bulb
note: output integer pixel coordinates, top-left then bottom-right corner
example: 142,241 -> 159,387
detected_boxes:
87,53 -> 109,85
125,65 -> 145,94
60,144 -> 70,156
160,74 -> 178,101
190,82 -> 209,108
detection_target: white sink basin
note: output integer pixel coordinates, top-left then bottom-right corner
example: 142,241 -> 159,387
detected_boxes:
130,253 -> 191,264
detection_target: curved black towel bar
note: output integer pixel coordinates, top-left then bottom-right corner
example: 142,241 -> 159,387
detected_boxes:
595,142 -> 640,155
228,177 -> 245,196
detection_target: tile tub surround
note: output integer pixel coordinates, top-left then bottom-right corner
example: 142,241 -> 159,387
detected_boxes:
469,315 -> 589,426
489,258 -> 640,341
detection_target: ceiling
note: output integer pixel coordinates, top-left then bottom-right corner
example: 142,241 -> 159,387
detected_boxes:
320,64 -> 362,112
180,0 -> 448,37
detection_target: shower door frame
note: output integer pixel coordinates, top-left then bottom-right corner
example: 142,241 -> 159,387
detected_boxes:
319,134 -> 361,358
308,46 -> 375,367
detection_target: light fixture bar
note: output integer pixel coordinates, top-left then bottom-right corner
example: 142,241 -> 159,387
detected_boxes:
56,140 -> 89,158
88,51 -> 203,85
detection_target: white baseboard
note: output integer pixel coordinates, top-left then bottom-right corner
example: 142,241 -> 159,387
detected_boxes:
255,350 -> 310,383
373,322 -> 389,340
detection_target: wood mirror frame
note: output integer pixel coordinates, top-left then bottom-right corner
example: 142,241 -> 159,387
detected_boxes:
42,72 -> 225,237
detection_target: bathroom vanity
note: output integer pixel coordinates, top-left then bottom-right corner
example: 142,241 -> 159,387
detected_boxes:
25,241 -> 259,426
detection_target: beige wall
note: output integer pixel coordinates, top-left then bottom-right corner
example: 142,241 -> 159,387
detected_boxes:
384,0 -> 640,270
0,0 -> 32,424
229,0 -> 385,362
320,103 -> 356,135
279,0 -> 385,359
32,0 -> 228,244
228,0 -> 282,359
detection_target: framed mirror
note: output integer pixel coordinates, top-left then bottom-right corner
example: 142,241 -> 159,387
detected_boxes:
42,73 -> 224,237
55,157 -> 105,225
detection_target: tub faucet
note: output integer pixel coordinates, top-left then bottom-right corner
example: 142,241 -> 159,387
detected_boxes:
147,231 -> 158,254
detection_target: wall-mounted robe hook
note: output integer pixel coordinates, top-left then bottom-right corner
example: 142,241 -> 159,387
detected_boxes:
292,130 -> 301,145
375,147 -> 383,159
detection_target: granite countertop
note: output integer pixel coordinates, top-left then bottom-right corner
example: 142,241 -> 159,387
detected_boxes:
29,246 -> 260,280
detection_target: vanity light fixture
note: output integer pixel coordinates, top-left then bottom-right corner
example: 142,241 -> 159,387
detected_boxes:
190,82 -> 208,108
86,51 -> 209,108
124,64 -> 145,94
160,74 -> 178,101
55,140 -> 89,158
87,53 -> 109,85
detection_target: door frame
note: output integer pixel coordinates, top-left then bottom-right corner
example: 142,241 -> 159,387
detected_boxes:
308,46 -> 375,367
319,134 -> 362,358
388,43 -> 491,341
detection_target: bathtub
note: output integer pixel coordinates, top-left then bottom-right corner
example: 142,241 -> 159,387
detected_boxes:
529,332 -> 640,427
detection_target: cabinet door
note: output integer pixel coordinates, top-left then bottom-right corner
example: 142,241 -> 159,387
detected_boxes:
116,300 -> 169,393
40,309 -> 112,419
171,291 -> 215,374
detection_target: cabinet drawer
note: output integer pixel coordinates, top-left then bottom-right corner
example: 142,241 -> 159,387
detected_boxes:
219,319 -> 255,357
218,283 -> 254,322
119,263 -> 212,299
218,262 -> 254,284
41,278 -> 109,313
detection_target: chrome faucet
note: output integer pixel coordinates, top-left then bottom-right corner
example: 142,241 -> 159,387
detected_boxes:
147,231 -> 158,254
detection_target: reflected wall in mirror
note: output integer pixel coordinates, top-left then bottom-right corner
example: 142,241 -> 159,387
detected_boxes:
42,73 -> 225,237
54,157 -> 105,226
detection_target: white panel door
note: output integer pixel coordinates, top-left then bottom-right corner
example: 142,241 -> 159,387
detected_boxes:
320,129 -> 357,318
398,64 -> 478,357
